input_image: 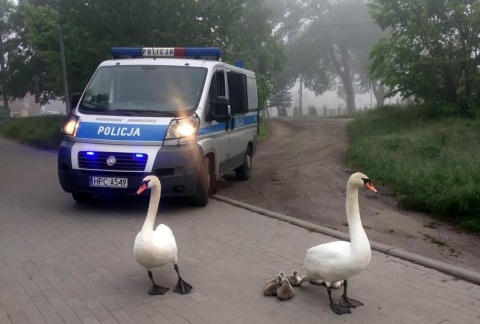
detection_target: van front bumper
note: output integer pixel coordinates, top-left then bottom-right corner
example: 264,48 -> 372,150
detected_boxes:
57,140 -> 202,197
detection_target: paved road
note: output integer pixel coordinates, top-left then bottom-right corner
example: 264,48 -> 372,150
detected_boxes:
0,137 -> 479,324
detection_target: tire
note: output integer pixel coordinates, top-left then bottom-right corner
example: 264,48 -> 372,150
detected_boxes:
235,146 -> 252,181
72,192 -> 93,203
192,157 -> 211,207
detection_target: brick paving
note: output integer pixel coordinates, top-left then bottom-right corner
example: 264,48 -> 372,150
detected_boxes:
0,138 -> 479,324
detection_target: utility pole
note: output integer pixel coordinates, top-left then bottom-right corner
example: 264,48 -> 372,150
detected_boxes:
0,31 -> 9,110
56,0 -> 70,114
298,77 -> 303,116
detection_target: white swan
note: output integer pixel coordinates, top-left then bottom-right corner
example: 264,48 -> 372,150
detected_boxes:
134,175 -> 193,295
299,172 -> 377,315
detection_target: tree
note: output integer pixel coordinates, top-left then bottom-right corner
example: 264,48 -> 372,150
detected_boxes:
368,0 -> 480,116
275,0 -> 383,113
269,83 -> 293,116
19,0 -> 284,110
0,0 -> 16,108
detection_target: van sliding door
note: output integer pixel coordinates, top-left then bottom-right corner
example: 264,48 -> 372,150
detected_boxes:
206,69 -> 231,171
227,71 -> 251,169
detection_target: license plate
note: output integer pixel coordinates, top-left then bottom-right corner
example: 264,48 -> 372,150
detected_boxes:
89,177 -> 128,188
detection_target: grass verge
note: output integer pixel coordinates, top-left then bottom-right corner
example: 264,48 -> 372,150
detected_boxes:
346,105 -> 480,233
0,116 -> 65,151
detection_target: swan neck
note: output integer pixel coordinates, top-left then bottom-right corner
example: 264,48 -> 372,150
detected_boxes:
346,183 -> 367,243
142,185 -> 160,231
346,183 -> 360,218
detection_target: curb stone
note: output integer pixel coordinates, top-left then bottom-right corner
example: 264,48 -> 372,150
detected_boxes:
213,194 -> 480,285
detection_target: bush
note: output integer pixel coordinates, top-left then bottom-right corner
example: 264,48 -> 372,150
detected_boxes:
308,105 -> 318,116
0,115 -> 66,150
0,106 -> 11,123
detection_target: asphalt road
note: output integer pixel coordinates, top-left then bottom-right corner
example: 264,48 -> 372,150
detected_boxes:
1,137 -> 479,324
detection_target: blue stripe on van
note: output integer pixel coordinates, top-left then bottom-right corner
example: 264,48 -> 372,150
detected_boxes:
233,114 -> 258,128
198,122 -> 226,136
76,122 -> 168,141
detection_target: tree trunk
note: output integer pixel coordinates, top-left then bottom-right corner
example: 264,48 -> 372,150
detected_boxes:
339,46 -> 356,114
298,77 -> 303,116
0,32 -> 9,109
330,44 -> 356,114
372,81 -> 385,107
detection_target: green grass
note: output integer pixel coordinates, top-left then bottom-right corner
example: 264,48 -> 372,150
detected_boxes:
0,115 -> 65,151
258,116 -> 269,140
346,105 -> 480,233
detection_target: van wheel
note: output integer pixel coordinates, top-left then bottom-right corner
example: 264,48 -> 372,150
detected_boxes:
235,146 -> 252,181
72,192 -> 93,203
192,157 -> 210,207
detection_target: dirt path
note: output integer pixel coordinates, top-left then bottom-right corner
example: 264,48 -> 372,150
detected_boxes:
217,117 -> 480,273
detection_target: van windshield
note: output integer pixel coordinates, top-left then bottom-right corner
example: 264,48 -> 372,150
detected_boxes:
78,65 -> 207,117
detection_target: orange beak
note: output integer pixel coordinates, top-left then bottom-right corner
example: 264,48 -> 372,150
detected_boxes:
365,182 -> 377,193
137,183 -> 148,195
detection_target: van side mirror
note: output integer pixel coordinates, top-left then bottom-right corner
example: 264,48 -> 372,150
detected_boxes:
71,93 -> 82,110
210,96 -> 231,122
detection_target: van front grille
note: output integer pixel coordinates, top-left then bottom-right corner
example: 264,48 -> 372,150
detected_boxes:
78,151 -> 148,171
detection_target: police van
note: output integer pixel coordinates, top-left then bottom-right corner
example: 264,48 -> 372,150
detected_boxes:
57,47 -> 259,206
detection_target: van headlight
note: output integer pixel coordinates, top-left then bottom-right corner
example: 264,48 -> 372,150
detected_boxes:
164,113 -> 200,144
61,114 -> 80,137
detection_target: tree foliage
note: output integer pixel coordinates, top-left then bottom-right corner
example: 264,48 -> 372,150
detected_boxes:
10,0 -> 283,110
269,82 -> 293,112
273,0 -> 384,113
0,0 -> 17,108
368,0 -> 480,116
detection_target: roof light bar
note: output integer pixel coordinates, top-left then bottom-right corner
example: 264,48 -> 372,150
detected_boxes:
110,47 -> 223,60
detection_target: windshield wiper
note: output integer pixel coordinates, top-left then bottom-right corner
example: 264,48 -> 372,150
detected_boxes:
111,109 -> 178,117
81,101 -> 109,111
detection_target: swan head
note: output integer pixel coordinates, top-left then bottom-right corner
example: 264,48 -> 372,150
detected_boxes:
349,172 -> 377,193
281,278 -> 292,287
137,175 -> 161,195
275,275 -> 283,284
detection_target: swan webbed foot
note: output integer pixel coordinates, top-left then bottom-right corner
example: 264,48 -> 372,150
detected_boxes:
173,264 -> 192,295
173,278 -> 193,295
331,302 -> 351,315
327,286 -> 350,315
149,285 -> 169,295
341,296 -> 363,308
339,280 -> 363,308
147,270 -> 169,295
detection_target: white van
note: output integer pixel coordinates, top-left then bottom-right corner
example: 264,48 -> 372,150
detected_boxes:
58,47 -> 259,206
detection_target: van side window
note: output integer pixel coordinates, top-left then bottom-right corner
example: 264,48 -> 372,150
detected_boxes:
209,70 -> 226,99
227,71 -> 248,115
246,76 -> 258,111
206,70 -> 226,122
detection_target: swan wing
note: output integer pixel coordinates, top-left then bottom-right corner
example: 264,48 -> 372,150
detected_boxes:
303,241 -> 353,281
153,224 -> 177,258
305,241 -> 351,262
303,240 -> 371,282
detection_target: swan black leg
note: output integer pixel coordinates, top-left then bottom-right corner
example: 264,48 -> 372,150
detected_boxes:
173,264 -> 193,295
147,271 -> 169,295
340,280 -> 363,308
328,286 -> 351,315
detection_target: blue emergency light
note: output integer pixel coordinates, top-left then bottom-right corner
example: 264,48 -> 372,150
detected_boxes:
111,47 -> 223,60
